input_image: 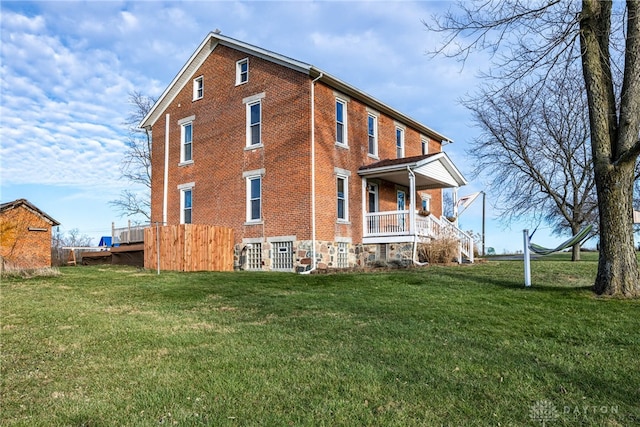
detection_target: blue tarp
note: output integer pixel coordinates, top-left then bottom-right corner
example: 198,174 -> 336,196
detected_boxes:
98,236 -> 118,247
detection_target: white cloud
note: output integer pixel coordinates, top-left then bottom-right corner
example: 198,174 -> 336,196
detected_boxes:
1,10 -> 45,32
0,0 -> 550,250
1,8 -> 132,190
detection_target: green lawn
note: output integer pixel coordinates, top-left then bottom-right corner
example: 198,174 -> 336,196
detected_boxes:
1,258 -> 639,426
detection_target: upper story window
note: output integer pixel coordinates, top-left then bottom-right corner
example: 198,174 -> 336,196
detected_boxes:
336,98 -> 347,146
236,58 -> 249,85
367,114 -> 378,157
243,93 -> 265,148
396,127 -> 405,158
193,76 -> 203,100
178,115 -> 195,164
248,101 -> 261,146
421,137 -> 429,155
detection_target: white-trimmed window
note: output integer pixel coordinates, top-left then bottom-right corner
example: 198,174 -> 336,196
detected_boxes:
396,127 -> 405,158
336,98 -> 347,146
421,194 -> 431,212
249,101 -> 261,146
243,93 -> 265,148
421,137 -> 429,155
178,116 -> 195,164
367,114 -> 378,157
337,175 -> 348,221
368,182 -> 379,213
193,76 -> 203,100
246,175 -> 262,222
236,58 -> 249,85
178,183 -> 194,224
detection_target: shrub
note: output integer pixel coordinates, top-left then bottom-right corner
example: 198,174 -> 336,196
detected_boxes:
418,239 -> 458,264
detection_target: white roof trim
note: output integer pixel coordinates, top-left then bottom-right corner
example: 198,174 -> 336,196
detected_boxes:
358,152 -> 467,188
140,33 -> 453,143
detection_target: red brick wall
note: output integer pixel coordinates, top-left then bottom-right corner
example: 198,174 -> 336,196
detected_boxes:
150,43 -> 445,247
312,82 -> 444,243
0,206 -> 54,269
150,45 -> 312,244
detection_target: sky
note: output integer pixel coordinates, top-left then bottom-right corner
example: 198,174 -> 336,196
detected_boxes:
0,0 -> 590,253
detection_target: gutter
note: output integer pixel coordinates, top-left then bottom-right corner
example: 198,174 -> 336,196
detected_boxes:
162,114 -> 169,225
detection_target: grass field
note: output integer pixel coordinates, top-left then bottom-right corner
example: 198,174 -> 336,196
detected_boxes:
1,256 -> 639,426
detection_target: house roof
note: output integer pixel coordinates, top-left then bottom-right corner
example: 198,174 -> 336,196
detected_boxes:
140,32 -> 453,144
358,152 -> 467,189
0,199 -> 60,226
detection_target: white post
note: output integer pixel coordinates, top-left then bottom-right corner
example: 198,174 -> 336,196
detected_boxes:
156,221 -> 160,275
408,169 -> 416,236
362,178 -> 368,237
523,229 -> 531,287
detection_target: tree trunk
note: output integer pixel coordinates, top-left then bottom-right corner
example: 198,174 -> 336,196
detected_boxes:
593,163 -> 639,296
571,243 -> 581,262
581,0 -> 640,297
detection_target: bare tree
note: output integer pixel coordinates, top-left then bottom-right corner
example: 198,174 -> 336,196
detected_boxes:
426,0 -> 640,296
110,91 -> 155,221
466,66 -> 597,261
51,228 -> 94,266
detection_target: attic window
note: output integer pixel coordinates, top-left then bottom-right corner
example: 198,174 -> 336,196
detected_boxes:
236,58 -> 248,85
193,76 -> 203,100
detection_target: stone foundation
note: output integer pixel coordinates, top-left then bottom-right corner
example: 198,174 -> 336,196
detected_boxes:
234,238 -> 416,272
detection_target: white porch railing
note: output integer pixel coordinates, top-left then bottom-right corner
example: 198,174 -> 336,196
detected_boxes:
437,216 -> 474,264
365,210 -> 411,236
364,212 -> 474,263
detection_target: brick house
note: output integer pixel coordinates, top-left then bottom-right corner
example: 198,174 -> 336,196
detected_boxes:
141,32 -> 470,271
0,199 -> 60,270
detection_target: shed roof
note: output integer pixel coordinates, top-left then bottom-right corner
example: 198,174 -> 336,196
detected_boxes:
0,199 -> 60,226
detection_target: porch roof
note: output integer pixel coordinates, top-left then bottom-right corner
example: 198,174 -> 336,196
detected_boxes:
358,152 -> 467,189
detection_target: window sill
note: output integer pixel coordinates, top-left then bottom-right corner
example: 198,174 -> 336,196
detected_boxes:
367,154 -> 379,160
335,142 -> 349,150
192,97 -> 203,102
244,220 -> 263,226
244,144 -> 264,151
179,160 -> 194,167
337,220 -> 351,225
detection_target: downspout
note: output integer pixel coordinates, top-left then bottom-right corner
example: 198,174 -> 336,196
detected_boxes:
162,114 -> 170,225
301,72 -> 324,274
408,166 -> 427,266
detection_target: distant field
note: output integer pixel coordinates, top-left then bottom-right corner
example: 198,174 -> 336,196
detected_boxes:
2,259 -> 638,426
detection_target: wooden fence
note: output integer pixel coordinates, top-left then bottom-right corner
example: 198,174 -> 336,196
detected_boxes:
144,224 -> 234,272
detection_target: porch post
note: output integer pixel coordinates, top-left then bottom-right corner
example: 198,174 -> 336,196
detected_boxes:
408,168 -> 416,236
452,186 -> 459,226
362,177 -> 368,238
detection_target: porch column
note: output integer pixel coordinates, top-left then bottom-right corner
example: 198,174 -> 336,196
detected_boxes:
408,168 -> 416,236
362,177 -> 368,238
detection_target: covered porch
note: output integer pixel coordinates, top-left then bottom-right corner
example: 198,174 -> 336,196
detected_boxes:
358,152 -> 474,262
